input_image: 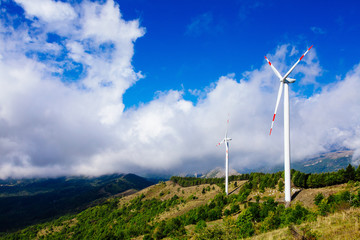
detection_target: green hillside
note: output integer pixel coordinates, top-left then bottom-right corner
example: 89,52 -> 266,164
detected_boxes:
0,173 -> 153,232
2,165 -> 360,239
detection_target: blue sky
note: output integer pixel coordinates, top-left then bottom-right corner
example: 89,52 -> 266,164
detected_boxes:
0,0 -> 360,178
119,0 -> 360,107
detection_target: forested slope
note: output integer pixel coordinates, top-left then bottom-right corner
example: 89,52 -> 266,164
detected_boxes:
0,173 -> 153,232
2,164 -> 360,239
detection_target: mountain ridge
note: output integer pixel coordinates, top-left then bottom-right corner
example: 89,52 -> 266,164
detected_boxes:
252,150 -> 355,174
201,166 -> 240,178
0,173 -> 153,232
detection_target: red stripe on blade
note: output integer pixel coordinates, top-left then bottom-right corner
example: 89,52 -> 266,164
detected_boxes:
264,56 -> 271,65
269,128 -> 272,135
300,55 -> 304,60
272,114 -> 276,121
308,45 -> 313,50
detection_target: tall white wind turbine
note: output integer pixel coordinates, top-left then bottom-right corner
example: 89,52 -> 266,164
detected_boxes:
217,118 -> 232,195
265,45 -> 313,204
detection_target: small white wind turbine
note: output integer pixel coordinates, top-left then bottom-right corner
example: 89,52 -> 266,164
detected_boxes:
265,45 -> 313,204
217,118 -> 232,195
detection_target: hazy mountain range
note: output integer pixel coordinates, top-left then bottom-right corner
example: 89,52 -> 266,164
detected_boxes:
0,173 -> 153,232
256,150 -> 355,174
180,150 -> 356,178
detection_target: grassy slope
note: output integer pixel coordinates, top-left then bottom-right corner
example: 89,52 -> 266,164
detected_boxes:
188,181 -> 360,239
251,207 -> 360,240
118,180 -> 247,220
158,180 -> 360,239
3,178 -> 360,239
291,183 -> 357,209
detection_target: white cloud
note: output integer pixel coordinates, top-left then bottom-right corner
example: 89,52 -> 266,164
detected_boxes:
186,12 -> 212,34
311,26 -> 326,35
0,0 -> 144,178
292,64 -> 360,160
238,0 -> 263,21
0,1 -> 359,179
15,0 -> 76,22
81,0 -> 144,43
186,12 -> 222,37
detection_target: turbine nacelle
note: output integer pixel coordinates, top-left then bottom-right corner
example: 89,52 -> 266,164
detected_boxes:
216,137 -> 231,146
283,78 -> 295,83
217,117 -> 232,146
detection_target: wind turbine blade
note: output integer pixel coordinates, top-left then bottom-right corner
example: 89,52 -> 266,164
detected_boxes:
264,56 -> 283,80
282,45 -> 313,81
269,81 -> 284,135
225,118 -> 229,137
216,139 -> 225,146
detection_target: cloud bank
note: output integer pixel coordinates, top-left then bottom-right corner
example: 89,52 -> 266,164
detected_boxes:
0,0 -> 359,178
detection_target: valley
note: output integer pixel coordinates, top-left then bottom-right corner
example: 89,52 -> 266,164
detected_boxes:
0,173 -> 153,232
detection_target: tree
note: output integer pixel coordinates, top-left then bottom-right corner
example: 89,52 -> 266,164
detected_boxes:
260,211 -> 280,232
318,199 -> 330,216
314,193 -> 324,206
236,208 -> 255,238
344,164 -> 356,182
208,207 -> 222,221
306,175 -> 315,188
224,209 -> 231,216
230,203 -> 240,214
195,220 -> 207,232
278,179 -> 284,192
355,165 -> 360,181
153,221 -> 166,239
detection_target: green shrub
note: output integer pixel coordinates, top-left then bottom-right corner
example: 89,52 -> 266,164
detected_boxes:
236,208 -> 255,238
314,193 -> 324,206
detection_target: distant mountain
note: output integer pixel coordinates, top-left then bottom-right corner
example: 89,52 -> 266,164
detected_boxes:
257,150 -> 355,174
202,167 -> 240,178
292,150 -> 355,173
0,173 -> 153,232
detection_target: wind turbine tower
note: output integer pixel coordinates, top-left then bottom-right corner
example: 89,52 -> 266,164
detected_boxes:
217,118 -> 232,195
265,45 -> 313,204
